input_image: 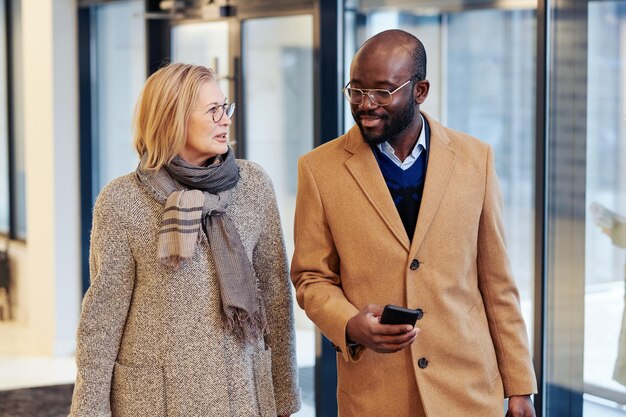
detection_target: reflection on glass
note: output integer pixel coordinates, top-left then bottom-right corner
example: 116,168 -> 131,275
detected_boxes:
95,0 -> 145,188
242,15 -> 315,417
344,6 -> 536,341
585,2 -> 626,414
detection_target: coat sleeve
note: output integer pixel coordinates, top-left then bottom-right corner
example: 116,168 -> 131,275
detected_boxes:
290,156 -> 361,363
252,173 -> 301,416
476,146 -> 538,397
69,187 -> 136,417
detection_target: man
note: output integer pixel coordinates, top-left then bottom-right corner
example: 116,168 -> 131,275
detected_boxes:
291,29 -> 537,417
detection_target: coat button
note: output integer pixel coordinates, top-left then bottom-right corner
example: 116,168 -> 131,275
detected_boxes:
418,357 -> 429,369
410,259 -> 420,270
416,308 -> 424,320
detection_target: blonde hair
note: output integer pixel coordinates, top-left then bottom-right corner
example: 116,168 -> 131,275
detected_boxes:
133,63 -> 216,170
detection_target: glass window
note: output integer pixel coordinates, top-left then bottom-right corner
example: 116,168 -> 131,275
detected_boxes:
585,1 -> 626,413
344,4 -> 536,340
546,1 -> 626,416
0,0 -> 8,233
7,0 -> 24,239
13,0 -> 24,239
94,0 -> 146,189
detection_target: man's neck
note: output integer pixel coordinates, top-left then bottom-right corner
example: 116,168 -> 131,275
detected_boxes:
388,116 -> 423,162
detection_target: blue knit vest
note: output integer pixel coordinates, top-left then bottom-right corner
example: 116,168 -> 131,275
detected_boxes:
373,123 -> 429,241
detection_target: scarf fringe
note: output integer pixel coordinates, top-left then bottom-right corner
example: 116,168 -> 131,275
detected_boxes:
223,307 -> 268,342
159,255 -> 183,268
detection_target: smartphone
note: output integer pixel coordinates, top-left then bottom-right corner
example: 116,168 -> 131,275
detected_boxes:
379,305 -> 419,326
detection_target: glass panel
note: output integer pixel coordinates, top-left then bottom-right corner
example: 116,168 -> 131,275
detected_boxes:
95,0 -> 146,189
585,1 -> 626,415
171,21 -> 230,95
344,4 -> 536,344
10,0 -> 24,239
0,0 -> 8,233
446,8 -> 536,330
242,15 -> 315,417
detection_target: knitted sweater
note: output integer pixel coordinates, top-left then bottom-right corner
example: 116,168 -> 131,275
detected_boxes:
373,145 -> 427,240
69,160 -> 301,417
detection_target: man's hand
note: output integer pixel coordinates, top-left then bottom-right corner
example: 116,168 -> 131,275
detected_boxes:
346,304 -> 419,353
506,395 -> 536,417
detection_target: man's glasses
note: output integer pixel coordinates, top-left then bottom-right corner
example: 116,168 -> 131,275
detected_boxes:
342,76 -> 420,107
210,102 -> 236,123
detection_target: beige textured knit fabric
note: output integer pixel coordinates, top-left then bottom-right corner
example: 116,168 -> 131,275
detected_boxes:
69,160 -> 301,417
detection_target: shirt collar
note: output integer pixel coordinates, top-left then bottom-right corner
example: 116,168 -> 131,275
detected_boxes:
377,113 -> 427,161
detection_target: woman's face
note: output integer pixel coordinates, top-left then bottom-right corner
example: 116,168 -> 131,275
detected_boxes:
179,80 -> 232,166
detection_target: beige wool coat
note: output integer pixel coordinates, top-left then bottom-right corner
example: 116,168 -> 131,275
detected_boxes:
69,160 -> 301,417
291,113 -> 537,417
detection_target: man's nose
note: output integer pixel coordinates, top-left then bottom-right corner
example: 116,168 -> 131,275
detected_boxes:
358,93 -> 378,110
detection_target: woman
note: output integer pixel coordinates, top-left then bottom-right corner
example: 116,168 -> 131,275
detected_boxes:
69,63 -> 300,417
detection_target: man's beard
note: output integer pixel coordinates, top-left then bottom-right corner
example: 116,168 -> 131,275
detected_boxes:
354,98 -> 417,146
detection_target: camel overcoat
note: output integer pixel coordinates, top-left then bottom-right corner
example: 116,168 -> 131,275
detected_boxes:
291,113 -> 537,417
69,160 -> 301,417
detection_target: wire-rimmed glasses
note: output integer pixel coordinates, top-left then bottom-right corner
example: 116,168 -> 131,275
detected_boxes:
211,102 -> 236,123
342,76 -> 420,106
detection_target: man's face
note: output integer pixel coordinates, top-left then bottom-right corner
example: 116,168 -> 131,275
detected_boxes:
351,82 -> 416,146
349,49 -> 418,146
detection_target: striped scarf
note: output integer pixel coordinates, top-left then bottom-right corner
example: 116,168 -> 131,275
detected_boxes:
136,150 -> 266,341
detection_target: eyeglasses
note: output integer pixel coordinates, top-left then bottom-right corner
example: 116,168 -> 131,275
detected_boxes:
210,102 -> 236,123
342,76 -> 420,106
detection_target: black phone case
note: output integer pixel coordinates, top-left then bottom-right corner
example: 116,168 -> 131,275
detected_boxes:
379,305 -> 419,325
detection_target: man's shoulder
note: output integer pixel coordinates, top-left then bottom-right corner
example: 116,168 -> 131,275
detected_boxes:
299,133 -> 351,167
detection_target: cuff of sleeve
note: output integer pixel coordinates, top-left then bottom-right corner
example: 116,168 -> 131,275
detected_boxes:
333,324 -> 364,362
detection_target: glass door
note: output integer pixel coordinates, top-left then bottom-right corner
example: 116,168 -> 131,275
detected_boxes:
172,21 -> 231,96
242,14 -> 315,417
170,11 -> 316,417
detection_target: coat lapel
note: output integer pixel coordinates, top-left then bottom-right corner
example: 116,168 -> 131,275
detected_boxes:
410,114 -> 457,255
344,126 -> 411,251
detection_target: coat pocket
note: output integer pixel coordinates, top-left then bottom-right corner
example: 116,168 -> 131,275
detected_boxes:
253,347 -> 277,417
111,361 -> 166,417
467,304 -> 500,385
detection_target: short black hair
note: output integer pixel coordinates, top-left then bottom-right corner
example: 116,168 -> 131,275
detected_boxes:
410,36 -> 427,81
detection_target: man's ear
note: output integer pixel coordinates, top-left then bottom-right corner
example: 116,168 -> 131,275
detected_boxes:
415,80 -> 430,105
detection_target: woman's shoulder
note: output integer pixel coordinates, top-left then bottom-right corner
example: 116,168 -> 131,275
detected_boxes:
236,159 -> 274,190
94,173 -> 141,212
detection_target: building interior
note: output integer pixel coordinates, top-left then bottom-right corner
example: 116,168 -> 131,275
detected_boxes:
1,0 -> 626,416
